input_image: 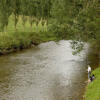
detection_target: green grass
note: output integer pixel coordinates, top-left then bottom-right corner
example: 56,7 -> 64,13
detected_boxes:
85,67 -> 100,100
0,15 -> 57,55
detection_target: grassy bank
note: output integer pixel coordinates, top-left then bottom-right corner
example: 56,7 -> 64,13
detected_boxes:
0,31 -> 57,55
0,15 -> 58,55
85,67 -> 100,100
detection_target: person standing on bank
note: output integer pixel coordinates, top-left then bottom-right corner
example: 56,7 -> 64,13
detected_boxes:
88,65 -> 91,79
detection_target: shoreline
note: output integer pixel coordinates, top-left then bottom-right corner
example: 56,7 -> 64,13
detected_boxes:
0,31 -> 58,56
0,42 -> 39,56
84,66 -> 100,100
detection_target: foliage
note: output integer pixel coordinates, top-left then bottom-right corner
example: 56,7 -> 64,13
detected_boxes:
0,0 -> 99,55
0,0 -> 12,31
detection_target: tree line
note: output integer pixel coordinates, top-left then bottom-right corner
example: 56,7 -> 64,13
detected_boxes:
0,0 -> 99,42
0,0 -> 52,31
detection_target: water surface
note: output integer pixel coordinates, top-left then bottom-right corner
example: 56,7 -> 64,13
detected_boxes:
0,40 -> 88,100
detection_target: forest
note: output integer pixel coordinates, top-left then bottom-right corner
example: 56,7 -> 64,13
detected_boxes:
0,0 -> 99,55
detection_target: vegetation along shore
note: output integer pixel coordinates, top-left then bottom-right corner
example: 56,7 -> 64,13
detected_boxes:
85,67 -> 100,100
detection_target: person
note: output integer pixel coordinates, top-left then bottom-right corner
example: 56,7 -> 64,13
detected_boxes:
88,65 -> 91,79
89,76 -> 93,82
89,74 -> 95,82
92,74 -> 95,80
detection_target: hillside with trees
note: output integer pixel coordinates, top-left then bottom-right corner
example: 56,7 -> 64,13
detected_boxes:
0,0 -> 99,56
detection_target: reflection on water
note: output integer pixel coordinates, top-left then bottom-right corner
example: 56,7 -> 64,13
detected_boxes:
0,40 -> 88,100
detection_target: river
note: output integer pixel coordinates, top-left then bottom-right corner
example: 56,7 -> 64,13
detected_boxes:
0,40 -> 88,100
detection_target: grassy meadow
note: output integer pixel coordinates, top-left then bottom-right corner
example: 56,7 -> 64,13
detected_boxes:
0,15 -> 57,55
85,67 -> 100,100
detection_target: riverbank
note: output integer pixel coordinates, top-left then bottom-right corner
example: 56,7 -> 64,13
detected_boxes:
0,15 -> 59,55
85,67 -> 100,100
0,31 -> 57,55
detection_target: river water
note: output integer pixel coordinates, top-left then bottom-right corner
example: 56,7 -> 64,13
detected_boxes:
0,40 -> 88,100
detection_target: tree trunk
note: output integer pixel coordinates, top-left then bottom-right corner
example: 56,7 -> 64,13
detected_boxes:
30,16 -> 32,32
14,14 -> 17,31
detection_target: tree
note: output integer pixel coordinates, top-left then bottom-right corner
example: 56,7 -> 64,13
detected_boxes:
12,0 -> 21,30
0,0 -> 12,31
